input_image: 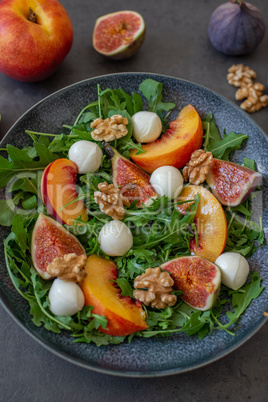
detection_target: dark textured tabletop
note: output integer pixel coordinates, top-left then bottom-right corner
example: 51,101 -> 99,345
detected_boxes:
0,0 -> 267,400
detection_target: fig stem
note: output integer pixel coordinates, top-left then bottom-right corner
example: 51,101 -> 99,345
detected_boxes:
28,7 -> 38,23
230,0 -> 243,6
97,84 -> 102,119
102,141 -> 115,158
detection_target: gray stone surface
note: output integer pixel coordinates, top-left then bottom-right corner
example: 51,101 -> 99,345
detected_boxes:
0,0 -> 267,400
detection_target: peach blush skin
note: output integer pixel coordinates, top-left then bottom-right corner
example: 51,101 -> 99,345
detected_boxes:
130,104 -> 203,174
0,0 -> 73,81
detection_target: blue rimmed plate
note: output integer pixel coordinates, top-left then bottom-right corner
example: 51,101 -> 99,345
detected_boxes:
0,73 -> 267,377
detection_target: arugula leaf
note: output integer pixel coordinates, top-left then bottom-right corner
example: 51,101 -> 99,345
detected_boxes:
140,195 -> 198,249
0,200 -> 16,226
227,272 -> 263,321
21,194 -> 37,210
132,92 -> 143,114
243,157 -> 257,171
225,201 -> 264,258
11,214 -> 30,252
115,278 -> 134,298
202,113 -> 222,151
33,140 -> 58,165
202,114 -> 248,160
92,314 -> 108,329
213,272 -> 264,331
139,79 -> 175,121
209,131 -> 248,160
0,141 -> 58,188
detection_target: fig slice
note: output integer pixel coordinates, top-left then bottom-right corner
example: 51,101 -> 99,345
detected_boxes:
103,142 -> 157,207
92,10 -> 145,60
31,213 -> 86,279
206,158 -> 262,207
161,256 -> 221,311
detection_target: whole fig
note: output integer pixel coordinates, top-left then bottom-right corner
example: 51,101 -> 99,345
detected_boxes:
208,0 -> 265,55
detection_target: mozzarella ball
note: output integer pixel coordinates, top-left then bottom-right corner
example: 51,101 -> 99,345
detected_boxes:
215,252 -> 249,290
98,220 -> 133,256
68,140 -> 102,174
48,279 -> 85,316
150,166 -> 184,199
132,111 -> 162,143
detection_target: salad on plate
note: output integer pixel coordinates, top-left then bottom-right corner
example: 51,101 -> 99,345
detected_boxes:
0,78 -> 265,346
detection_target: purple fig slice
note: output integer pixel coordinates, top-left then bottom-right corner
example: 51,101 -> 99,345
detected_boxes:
103,142 -> 157,207
92,11 -> 145,60
161,256 -> 221,311
31,213 -> 86,279
206,158 -> 262,207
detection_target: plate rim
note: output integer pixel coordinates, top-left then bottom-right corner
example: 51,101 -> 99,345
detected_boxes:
1,294 -> 267,378
1,71 -> 267,144
0,72 -> 267,377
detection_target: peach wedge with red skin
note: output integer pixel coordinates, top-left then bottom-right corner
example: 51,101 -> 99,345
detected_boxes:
177,185 -> 227,263
161,256 -> 221,311
206,158 -> 262,207
0,0 -> 73,82
129,104 -> 203,174
81,255 -> 148,336
41,158 -> 88,226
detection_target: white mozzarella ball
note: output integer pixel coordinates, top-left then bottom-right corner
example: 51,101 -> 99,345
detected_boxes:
150,166 -> 184,199
68,140 -> 102,174
132,111 -> 162,143
48,279 -> 85,316
98,220 -> 133,256
215,252 -> 249,290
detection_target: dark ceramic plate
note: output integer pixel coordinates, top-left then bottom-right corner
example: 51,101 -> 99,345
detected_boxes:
0,73 -> 267,377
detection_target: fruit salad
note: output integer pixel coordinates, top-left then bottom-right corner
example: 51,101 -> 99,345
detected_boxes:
1,79 -> 264,346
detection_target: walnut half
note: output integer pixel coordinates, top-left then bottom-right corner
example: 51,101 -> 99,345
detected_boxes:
94,182 -> 130,220
133,267 -> 177,309
227,64 -> 268,113
47,253 -> 87,283
236,83 -> 268,113
227,64 -> 256,88
183,149 -> 213,185
90,115 -> 128,142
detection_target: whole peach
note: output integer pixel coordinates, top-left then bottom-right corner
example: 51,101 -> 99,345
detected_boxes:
0,0 -> 73,82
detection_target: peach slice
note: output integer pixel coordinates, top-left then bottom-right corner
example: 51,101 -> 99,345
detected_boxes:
129,104 -> 203,174
41,158 -> 88,226
177,185 -> 227,262
81,255 -> 148,336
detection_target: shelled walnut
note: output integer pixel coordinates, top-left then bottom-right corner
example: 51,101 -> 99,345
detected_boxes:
182,149 -> 213,185
236,83 -> 268,113
227,64 -> 268,113
94,182 -> 130,220
90,115 -> 128,141
227,64 -> 256,87
47,253 -> 87,283
133,267 -> 177,309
